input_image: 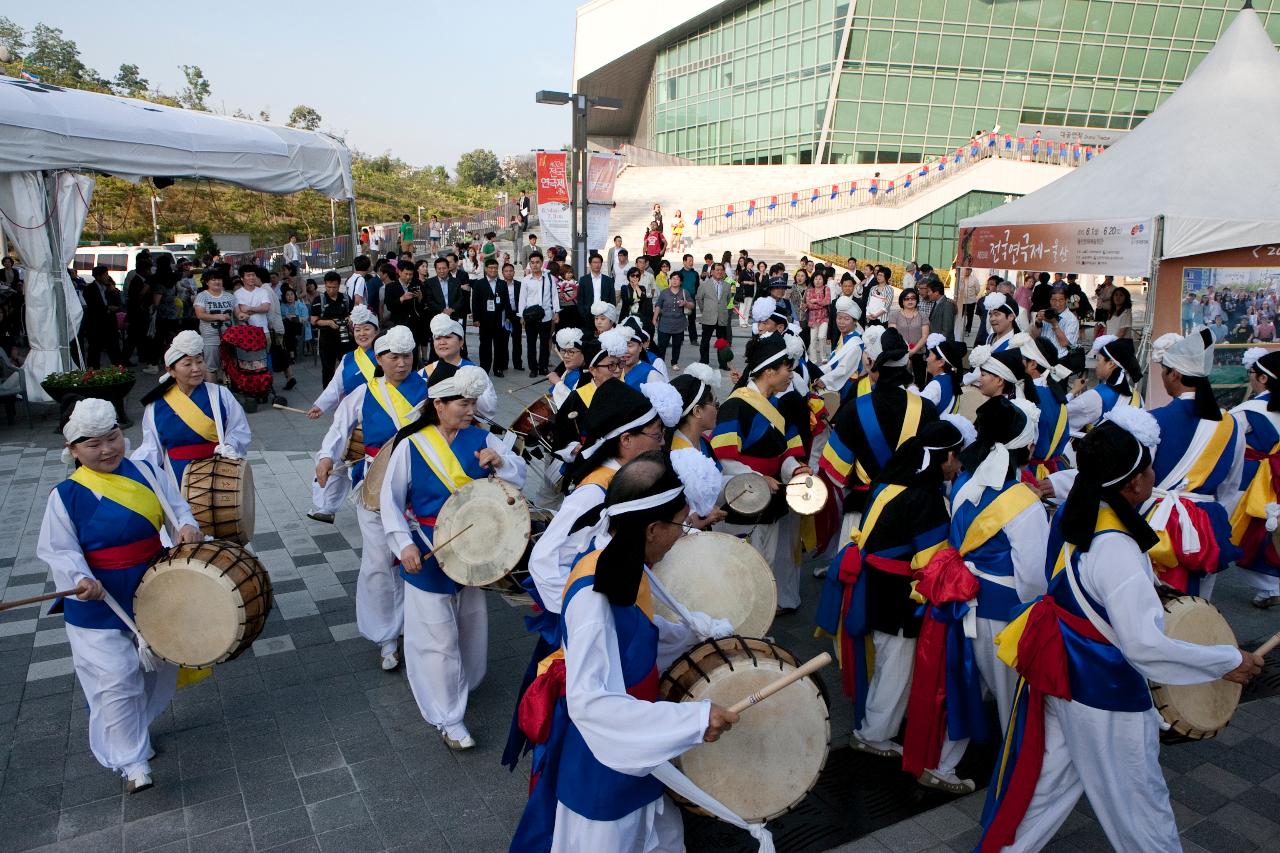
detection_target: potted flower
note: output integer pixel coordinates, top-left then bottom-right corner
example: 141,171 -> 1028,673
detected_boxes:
41,366 -> 136,426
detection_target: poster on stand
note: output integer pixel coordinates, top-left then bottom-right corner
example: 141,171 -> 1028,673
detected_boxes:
957,219 -> 1155,276
536,151 -> 571,248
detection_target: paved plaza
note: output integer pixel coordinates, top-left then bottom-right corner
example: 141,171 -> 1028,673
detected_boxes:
0,334 -> 1278,852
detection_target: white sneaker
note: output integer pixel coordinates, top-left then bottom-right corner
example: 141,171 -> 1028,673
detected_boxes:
125,766 -> 153,793
812,565 -> 828,578
441,725 -> 475,750
380,651 -> 399,671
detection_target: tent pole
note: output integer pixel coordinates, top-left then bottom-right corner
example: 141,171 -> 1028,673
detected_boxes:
46,171 -> 70,372
1139,214 -> 1165,403
347,199 -> 359,268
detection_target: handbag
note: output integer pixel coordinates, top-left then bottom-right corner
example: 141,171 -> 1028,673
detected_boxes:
522,273 -> 548,324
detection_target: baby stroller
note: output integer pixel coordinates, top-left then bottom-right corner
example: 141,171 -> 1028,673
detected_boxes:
220,324 -> 287,411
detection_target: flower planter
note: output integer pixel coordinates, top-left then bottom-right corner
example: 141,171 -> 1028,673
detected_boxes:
41,370 -> 136,427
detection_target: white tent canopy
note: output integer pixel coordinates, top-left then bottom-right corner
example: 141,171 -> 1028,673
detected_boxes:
0,76 -> 355,404
960,6 -> 1280,261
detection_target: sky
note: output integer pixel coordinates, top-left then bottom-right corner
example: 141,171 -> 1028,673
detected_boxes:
10,0 -> 581,171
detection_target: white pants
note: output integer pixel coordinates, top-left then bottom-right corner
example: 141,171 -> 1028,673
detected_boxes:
1198,572 -> 1218,601
853,630 -> 965,776
739,297 -> 753,328
1241,567 -> 1280,597
311,463 -> 352,514
552,794 -> 683,853
403,583 -> 487,731
66,624 -> 178,776
808,321 -> 829,363
1003,699 -> 1180,852
355,504 -> 404,650
974,616 -> 1015,733
723,515 -> 800,609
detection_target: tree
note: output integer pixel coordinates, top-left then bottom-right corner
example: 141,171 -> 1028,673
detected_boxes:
500,154 -> 536,185
195,227 -> 219,261
26,23 -> 104,88
0,16 -> 27,62
287,105 -> 323,131
179,64 -> 211,111
113,63 -> 149,98
257,109 -> 271,123
456,149 -> 500,187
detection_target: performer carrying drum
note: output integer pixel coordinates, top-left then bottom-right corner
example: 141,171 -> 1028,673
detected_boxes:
550,329 -> 629,457
545,328 -> 592,409
619,316 -> 669,385
978,408 -> 1261,853
1230,348 -> 1280,608
1011,333 -> 1072,481
512,455 -> 741,852
315,325 -> 426,671
421,314 -> 497,420
712,334 -> 811,614
1066,335 -> 1142,433
379,366 -> 525,750
814,296 -> 864,406
307,304 -> 379,524
134,330 -> 250,489
1146,329 -> 1245,597
38,399 -> 202,793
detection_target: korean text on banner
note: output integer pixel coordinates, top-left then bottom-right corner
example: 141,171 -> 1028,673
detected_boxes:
536,151 -> 571,247
585,152 -> 622,250
956,219 -> 1156,277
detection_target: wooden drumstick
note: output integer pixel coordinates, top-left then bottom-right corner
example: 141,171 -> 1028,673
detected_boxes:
507,378 -> 547,394
421,523 -> 475,562
0,588 -> 81,613
727,652 -> 832,715
1254,630 -> 1280,657
272,403 -> 313,415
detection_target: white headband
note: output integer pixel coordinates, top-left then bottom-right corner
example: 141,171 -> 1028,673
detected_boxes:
953,400 -> 1040,508
375,325 -> 416,355
62,398 -> 119,464
579,407 -> 659,461
430,314 -> 464,339
350,304 -> 379,329
556,328 -> 584,351
428,365 -> 488,400
749,347 -> 789,376
164,330 -> 204,368
970,345 -> 1016,384
602,486 -> 684,524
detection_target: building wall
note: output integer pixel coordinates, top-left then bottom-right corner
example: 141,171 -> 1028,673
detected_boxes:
810,190 -> 1010,268
645,0 -> 1280,166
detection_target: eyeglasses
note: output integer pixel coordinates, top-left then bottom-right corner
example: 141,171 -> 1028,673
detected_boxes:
658,519 -> 697,535
595,360 -> 622,372
637,428 -> 665,442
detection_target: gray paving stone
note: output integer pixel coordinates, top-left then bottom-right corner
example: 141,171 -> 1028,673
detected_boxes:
1188,762 -> 1253,798
248,805 -> 313,850
1182,819 -> 1259,853
183,793 -> 246,839
122,807 -> 187,853
186,822 -> 250,853
298,769 -> 355,806
306,792 -> 368,836
56,794 -> 122,840
180,770 -> 240,809
290,745 -> 346,778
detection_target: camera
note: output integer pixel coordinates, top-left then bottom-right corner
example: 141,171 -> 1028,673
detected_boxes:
1041,308 -> 1059,323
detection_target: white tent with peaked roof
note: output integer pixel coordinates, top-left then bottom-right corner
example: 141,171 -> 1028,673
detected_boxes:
960,4 -> 1280,261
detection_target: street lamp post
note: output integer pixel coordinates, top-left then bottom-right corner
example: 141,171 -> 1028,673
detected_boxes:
535,90 -> 622,279
150,195 -> 161,245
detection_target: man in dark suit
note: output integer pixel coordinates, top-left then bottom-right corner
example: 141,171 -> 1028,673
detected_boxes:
575,253 -> 615,336
82,264 -> 123,366
423,256 -> 467,361
501,261 -> 523,372
471,258 -> 510,376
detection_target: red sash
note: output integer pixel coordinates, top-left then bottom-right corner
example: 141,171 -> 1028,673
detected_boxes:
167,441 -> 217,461
84,534 -> 163,570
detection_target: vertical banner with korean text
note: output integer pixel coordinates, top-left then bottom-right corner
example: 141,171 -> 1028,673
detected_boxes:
536,151 -> 571,248
585,152 -> 623,252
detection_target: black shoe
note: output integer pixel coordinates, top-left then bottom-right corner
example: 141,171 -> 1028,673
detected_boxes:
284,378 -> 297,390
493,370 -> 504,378
529,370 -> 539,378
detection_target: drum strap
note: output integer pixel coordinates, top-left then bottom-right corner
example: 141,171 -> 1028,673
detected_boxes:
1060,547 -> 1119,646
728,386 -> 785,434
130,459 -> 185,539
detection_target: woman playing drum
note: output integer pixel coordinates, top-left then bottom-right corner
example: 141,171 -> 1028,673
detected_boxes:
38,399 -> 202,793
1229,348 -> 1280,608
669,363 -> 723,463
134,330 -> 250,489
512,455 -> 740,852
379,366 -> 525,750
307,304 -> 379,523
814,295 -> 865,405
918,334 -> 967,416
550,330 -> 629,459
545,328 -> 591,410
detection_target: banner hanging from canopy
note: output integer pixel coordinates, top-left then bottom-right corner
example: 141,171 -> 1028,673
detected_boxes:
956,219 -> 1156,276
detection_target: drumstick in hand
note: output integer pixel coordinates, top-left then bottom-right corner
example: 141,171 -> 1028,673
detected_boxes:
0,588 -> 80,613
507,377 -> 547,394
1254,630 -> 1280,657
272,404 -> 313,415
727,652 -> 832,715
422,523 -> 475,562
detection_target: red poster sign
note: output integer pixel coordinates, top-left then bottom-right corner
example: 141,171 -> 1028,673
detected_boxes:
536,152 -> 569,206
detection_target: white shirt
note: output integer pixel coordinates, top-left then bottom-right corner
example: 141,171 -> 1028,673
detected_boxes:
283,242 -> 302,264
519,272 -> 558,320
344,273 -> 368,305
370,233 -> 383,252
235,286 -> 271,330
134,382 -> 252,488
1039,308 -> 1079,356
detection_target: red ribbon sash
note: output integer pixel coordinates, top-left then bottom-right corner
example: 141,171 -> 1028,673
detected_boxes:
84,534 -> 163,570
167,441 -> 217,461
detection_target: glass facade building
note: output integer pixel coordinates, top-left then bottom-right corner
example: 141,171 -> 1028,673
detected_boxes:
647,0 -> 1280,165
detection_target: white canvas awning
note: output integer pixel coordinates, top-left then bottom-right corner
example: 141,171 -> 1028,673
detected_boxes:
0,76 -> 353,199
960,7 -> 1280,261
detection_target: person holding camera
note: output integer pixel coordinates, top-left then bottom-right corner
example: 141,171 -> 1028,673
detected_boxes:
1035,288 -> 1079,358
192,268 -> 235,384
311,271 -> 354,386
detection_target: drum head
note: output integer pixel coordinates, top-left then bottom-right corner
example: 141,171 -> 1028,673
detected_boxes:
361,445 -> 393,512
651,533 -> 776,637
664,638 -> 829,821
135,544 -> 262,667
723,473 -> 771,516
1152,595 -> 1242,739
433,478 -> 531,586
238,460 -> 256,543
786,474 -> 828,516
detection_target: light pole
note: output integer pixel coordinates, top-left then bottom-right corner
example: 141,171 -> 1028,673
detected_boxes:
150,195 -> 162,245
417,205 -> 425,226
535,90 -> 622,278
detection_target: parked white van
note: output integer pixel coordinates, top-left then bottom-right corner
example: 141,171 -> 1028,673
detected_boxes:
72,245 -> 176,286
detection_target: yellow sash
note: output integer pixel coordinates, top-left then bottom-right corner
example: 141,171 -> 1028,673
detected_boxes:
728,386 -> 785,435
1047,404 -> 1068,457
996,508 -> 1126,669
163,384 -> 218,442
1184,415 -> 1235,492
410,426 -> 472,494
580,465 -> 618,491
899,392 -> 923,448
70,466 -> 162,531
371,378 -> 417,428
1231,439 -> 1280,544
958,484 -> 1040,556
852,484 -> 906,548
562,550 -> 653,618
671,431 -> 695,452
353,347 -> 376,385
577,381 -> 598,408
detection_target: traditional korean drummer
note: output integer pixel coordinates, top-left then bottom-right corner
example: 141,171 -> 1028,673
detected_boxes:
315,325 -> 427,672
133,329 -> 250,489
546,327 -> 592,409
420,314 -> 497,421
307,304 -> 379,524
38,399 -> 201,793
379,365 -> 525,750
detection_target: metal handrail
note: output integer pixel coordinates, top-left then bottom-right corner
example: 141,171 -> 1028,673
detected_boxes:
692,134 -> 1101,240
